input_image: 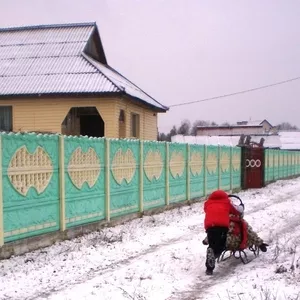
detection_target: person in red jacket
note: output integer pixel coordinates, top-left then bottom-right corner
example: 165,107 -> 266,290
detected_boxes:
203,190 -> 268,275
204,190 -> 231,275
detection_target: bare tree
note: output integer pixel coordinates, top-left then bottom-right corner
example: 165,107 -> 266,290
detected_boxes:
221,122 -> 230,126
276,122 -> 299,131
190,120 -> 217,136
177,120 -> 191,135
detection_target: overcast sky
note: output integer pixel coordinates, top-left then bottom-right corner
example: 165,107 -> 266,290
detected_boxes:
1,0 -> 300,133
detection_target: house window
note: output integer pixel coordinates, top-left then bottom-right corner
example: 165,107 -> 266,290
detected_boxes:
131,113 -> 140,138
0,106 -> 12,132
119,109 -> 126,139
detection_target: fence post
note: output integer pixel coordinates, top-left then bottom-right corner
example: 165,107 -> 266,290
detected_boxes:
105,139 -> 111,222
278,151 -> 281,179
59,135 -> 66,231
218,145 -> 221,189
273,149 -> 276,181
299,152 -> 300,175
266,149 -> 269,184
139,140 -> 144,213
0,135 -> 3,246
230,146 -> 233,192
186,144 -> 190,201
298,152 -> 300,175
165,142 -> 170,206
203,145 -> 207,196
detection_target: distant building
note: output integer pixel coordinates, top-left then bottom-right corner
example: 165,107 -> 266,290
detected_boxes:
196,120 -> 275,136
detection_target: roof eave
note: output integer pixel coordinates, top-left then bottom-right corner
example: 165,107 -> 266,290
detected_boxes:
0,92 -> 169,112
0,22 -> 96,32
122,93 -> 168,112
0,92 -> 122,99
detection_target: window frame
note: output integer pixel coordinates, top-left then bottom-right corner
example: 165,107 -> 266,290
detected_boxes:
0,106 -> 13,132
131,113 -> 140,138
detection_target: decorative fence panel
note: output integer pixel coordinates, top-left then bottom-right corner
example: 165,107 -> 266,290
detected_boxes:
219,146 -> 231,191
109,139 -> 140,218
265,149 -> 273,183
2,133 -> 59,242
1,132 -> 300,248
143,141 -> 166,210
205,145 -> 219,193
64,136 -> 106,228
232,147 -> 241,190
264,149 -> 300,184
168,143 -> 187,203
189,144 -> 205,199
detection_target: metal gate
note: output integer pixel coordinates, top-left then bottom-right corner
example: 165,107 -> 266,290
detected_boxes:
241,145 -> 264,189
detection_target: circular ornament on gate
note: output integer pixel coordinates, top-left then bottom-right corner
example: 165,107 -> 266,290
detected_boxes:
247,159 -> 261,168
255,159 -> 261,168
246,159 -> 250,168
250,159 -> 256,168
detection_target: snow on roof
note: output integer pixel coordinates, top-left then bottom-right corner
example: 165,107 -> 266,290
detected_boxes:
278,131 -> 300,150
83,54 -> 168,111
0,23 -> 167,111
171,134 -> 281,148
171,135 -> 241,146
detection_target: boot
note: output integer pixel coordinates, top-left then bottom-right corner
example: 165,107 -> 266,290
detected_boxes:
206,269 -> 213,275
202,237 -> 208,245
259,243 -> 268,252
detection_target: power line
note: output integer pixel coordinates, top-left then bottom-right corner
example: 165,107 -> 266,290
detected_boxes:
169,76 -> 300,108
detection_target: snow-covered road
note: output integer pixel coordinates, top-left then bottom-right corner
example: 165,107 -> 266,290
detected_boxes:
1,179 -> 300,300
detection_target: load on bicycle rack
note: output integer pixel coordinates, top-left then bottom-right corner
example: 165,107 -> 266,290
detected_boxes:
217,194 -> 261,264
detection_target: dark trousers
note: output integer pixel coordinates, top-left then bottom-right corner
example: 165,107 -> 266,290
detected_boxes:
205,226 -> 228,272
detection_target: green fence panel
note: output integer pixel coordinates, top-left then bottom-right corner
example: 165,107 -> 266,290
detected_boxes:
271,149 -> 277,181
232,147 -> 241,190
278,151 -> 284,178
220,146 -> 231,191
110,139 -> 140,218
292,152 -> 296,176
268,149 -> 273,182
169,143 -> 187,203
294,152 -> 298,176
294,152 -> 296,175
284,151 -> 288,178
189,144 -> 205,199
206,145 -> 219,193
274,150 -> 280,180
264,149 -> 269,183
64,136 -> 105,228
284,151 -> 289,178
286,151 -> 290,178
298,152 -> 300,175
2,133 -> 59,242
293,152 -> 297,176
143,141 -> 166,210
290,152 -> 294,176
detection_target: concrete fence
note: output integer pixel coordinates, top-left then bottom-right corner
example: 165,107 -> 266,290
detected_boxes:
0,132 -> 299,258
0,132 -> 242,246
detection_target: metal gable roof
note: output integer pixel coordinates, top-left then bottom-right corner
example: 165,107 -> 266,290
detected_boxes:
0,22 -> 168,111
83,53 -> 168,111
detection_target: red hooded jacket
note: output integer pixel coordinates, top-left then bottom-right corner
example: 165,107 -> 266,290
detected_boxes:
204,190 -> 231,230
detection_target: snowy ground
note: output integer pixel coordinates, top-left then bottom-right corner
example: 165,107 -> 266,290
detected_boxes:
1,179 -> 300,300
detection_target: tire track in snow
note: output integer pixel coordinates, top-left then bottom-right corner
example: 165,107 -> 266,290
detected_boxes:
31,231 -> 199,300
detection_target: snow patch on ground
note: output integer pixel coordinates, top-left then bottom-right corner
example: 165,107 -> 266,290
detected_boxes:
0,179 -> 300,300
